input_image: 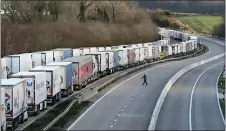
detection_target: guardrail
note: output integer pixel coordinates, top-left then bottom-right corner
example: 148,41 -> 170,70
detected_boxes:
43,44 -> 208,131
148,52 -> 225,130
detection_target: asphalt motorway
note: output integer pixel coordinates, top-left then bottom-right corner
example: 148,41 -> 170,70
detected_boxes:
155,58 -> 225,130
67,38 -> 224,130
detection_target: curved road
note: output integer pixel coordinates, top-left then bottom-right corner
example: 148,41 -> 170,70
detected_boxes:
155,58 -> 225,130
67,37 -> 224,130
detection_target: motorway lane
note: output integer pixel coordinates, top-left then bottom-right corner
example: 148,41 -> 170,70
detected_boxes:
17,69 -> 128,130
155,58 -> 224,130
192,62 -> 225,130
68,39 -> 224,130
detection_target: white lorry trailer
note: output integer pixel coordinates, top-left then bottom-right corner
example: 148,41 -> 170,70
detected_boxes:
0,88 -> 6,131
99,51 -> 114,74
114,48 -> 128,69
10,72 -> 47,116
29,66 -> 61,105
46,62 -> 73,97
85,52 -> 107,77
72,48 -> 81,56
4,54 -> 33,75
143,43 -> 153,62
1,79 -> 28,129
35,51 -> 55,65
1,57 -> 11,79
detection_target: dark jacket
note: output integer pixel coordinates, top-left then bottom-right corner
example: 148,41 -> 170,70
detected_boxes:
142,74 -> 147,81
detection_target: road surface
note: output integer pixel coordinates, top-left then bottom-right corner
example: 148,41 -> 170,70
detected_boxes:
155,58 -> 224,130
67,38 -> 224,130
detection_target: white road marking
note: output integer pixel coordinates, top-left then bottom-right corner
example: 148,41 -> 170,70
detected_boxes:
111,125 -> 113,128
118,114 -> 120,116
189,61 -> 223,130
124,105 -> 127,108
127,102 -> 129,104
130,98 -> 132,100
121,109 -> 123,112
114,119 -> 117,122
120,113 -> 144,118
216,71 -> 226,125
67,62 -> 173,130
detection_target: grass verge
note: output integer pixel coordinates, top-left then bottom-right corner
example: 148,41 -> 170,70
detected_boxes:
48,101 -> 92,131
218,74 -> 225,89
23,97 -> 75,131
176,15 -> 223,34
219,99 -> 225,118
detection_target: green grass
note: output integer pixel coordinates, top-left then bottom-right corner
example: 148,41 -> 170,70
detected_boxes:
220,99 -> 225,118
177,15 -> 223,34
218,74 -> 225,89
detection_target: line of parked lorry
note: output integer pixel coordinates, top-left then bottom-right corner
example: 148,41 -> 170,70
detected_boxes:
0,29 -> 198,130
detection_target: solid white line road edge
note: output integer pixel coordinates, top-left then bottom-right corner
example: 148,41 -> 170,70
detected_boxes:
189,61 -> 224,130
216,71 -> 226,125
67,62 -> 172,130
148,53 -> 224,130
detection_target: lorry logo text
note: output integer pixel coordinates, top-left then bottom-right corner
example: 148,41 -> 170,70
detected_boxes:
14,90 -> 19,109
5,93 -> 11,114
27,81 -> 33,87
72,69 -> 77,77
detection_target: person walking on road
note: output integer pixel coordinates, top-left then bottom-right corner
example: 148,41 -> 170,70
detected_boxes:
141,73 -> 148,86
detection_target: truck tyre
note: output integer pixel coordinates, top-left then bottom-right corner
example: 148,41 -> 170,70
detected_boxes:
56,93 -> 61,101
41,101 -> 45,111
59,93 -> 61,101
44,100 -> 47,109
35,105 -> 40,116
12,118 -> 19,129
52,96 -> 56,105
65,90 -> 69,97
19,112 -> 24,124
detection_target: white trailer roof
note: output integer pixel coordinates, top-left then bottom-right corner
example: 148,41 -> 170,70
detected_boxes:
1,78 -> 25,86
52,48 -> 71,50
63,55 -> 91,63
10,71 -> 42,76
30,65 -> 59,71
47,62 -> 72,66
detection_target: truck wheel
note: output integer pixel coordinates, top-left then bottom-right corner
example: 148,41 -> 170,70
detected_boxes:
65,90 -> 69,97
12,118 -> 19,129
41,102 -> 45,111
35,105 -> 40,116
56,93 -> 60,101
44,100 -> 48,109
19,113 -> 24,124
58,93 -> 61,101
52,96 -> 56,105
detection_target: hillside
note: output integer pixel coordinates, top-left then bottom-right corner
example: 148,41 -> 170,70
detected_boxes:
177,15 -> 223,34
139,1 -> 225,15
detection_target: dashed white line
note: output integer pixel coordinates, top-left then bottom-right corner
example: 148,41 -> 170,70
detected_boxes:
121,109 -> 123,112
127,102 -> 129,104
124,105 -> 127,107
111,125 -> 113,128
114,119 -> 117,122
118,114 -> 120,116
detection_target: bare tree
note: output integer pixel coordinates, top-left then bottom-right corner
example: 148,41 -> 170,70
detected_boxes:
77,0 -> 93,22
5,27 -> 15,55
